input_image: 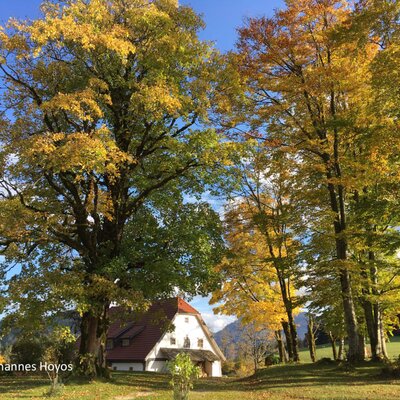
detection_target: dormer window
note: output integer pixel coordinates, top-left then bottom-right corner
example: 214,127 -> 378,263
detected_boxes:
121,338 -> 130,347
170,337 -> 176,345
106,339 -> 114,350
197,339 -> 204,348
183,336 -> 191,348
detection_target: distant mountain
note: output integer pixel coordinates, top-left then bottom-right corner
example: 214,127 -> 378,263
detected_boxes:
213,312 -> 308,354
213,319 -> 243,348
294,312 -> 308,340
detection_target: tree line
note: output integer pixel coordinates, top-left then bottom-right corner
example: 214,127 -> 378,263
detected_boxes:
0,0 -> 400,377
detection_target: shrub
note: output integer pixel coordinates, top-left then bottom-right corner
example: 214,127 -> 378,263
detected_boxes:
167,353 -> 200,400
221,360 -> 236,376
43,326 -> 75,396
265,354 -> 280,366
382,356 -> 400,378
11,337 -> 45,365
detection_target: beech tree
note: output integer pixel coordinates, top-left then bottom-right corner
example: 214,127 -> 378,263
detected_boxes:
0,0 -> 231,376
211,152 -> 302,361
224,0 -> 386,361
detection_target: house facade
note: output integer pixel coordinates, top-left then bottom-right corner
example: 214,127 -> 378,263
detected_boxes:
106,298 -> 225,377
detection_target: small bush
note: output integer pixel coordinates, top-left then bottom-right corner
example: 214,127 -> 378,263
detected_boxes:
221,360 -> 236,376
265,354 -> 280,366
167,353 -> 200,400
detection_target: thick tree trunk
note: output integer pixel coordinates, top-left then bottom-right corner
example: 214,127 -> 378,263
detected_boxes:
275,330 -> 287,363
77,304 -> 110,378
363,300 -> 385,361
307,315 -> 316,363
337,242 -> 362,362
282,321 -> 294,361
325,165 -> 363,362
287,308 -> 300,362
276,271 -> 300,362
361,252 -> 387,361
358,334 -> 367,360
378,310 -> 388,359
334,220 -> 362,361
328,331 -> 337,361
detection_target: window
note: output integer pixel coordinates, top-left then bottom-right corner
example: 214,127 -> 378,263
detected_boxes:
184,317 -> 189,323
170,337 -> 176,345
122,338 -> 130,347
113,366 -> 117,371
197,339 -> 204,348
106,339 -> 114,350
129,367 -> 133,371
183,336 -> 191,349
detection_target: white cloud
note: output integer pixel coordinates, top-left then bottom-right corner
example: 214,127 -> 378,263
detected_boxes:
188,295 -> 237,333
201,312 -> 236,333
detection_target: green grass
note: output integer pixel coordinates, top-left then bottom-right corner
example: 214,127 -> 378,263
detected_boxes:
298,336 -> 400,363
0,362 -> 400,400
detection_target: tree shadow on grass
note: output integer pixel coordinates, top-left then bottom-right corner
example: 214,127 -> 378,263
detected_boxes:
0,363 -> 397,397
193,362 -> 398,393
0,374 -> 49,397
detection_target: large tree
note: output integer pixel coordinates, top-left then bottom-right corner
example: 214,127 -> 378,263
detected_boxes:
0,0 -> 230,376
225,0 -> 384,361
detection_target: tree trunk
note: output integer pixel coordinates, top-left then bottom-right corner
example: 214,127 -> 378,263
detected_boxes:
363,300 -> 383,361
338,337 -> 345,361
77,304 -> 110,378
275,330 -> 287,363
307,315 -> 316,363
282,321 -> 294,361
358,333 -> 367,360
276,272 -> 300,362
337,241 -> 362,361
328,331 -> 337,361
325,168 -> 363,362
287,308 -> 300,362
361,251 -> 387,361
378,310 -> 388,359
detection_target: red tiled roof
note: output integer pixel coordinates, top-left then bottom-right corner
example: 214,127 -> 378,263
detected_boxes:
106,297 -> 199,362
177,297 -> 199,314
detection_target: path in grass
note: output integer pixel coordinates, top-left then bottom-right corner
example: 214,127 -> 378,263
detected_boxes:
0,362 -> 399,400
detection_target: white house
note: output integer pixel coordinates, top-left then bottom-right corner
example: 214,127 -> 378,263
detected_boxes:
105,297 -> 225,377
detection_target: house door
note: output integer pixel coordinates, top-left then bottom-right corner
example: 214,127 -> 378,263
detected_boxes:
196,361 -> 207,377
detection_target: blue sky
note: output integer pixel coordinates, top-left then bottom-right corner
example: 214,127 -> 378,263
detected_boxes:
0,0 -> 284,332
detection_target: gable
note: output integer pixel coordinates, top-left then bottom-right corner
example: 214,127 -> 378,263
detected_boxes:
146,312 -> 225,362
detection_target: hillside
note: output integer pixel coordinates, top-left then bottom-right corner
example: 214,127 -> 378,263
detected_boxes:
213,312 -> 308,350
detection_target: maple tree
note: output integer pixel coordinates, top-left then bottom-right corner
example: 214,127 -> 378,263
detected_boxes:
0,0 -> 231,376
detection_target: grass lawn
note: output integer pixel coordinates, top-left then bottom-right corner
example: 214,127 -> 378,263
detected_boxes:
0,362 -> 399,400
298,336 -> 400,363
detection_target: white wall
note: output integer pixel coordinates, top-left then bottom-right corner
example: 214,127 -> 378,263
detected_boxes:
212,361 -> 222,377
111,362 -> 144,372
146,313 -> 222,377
146,359 -> 168,373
